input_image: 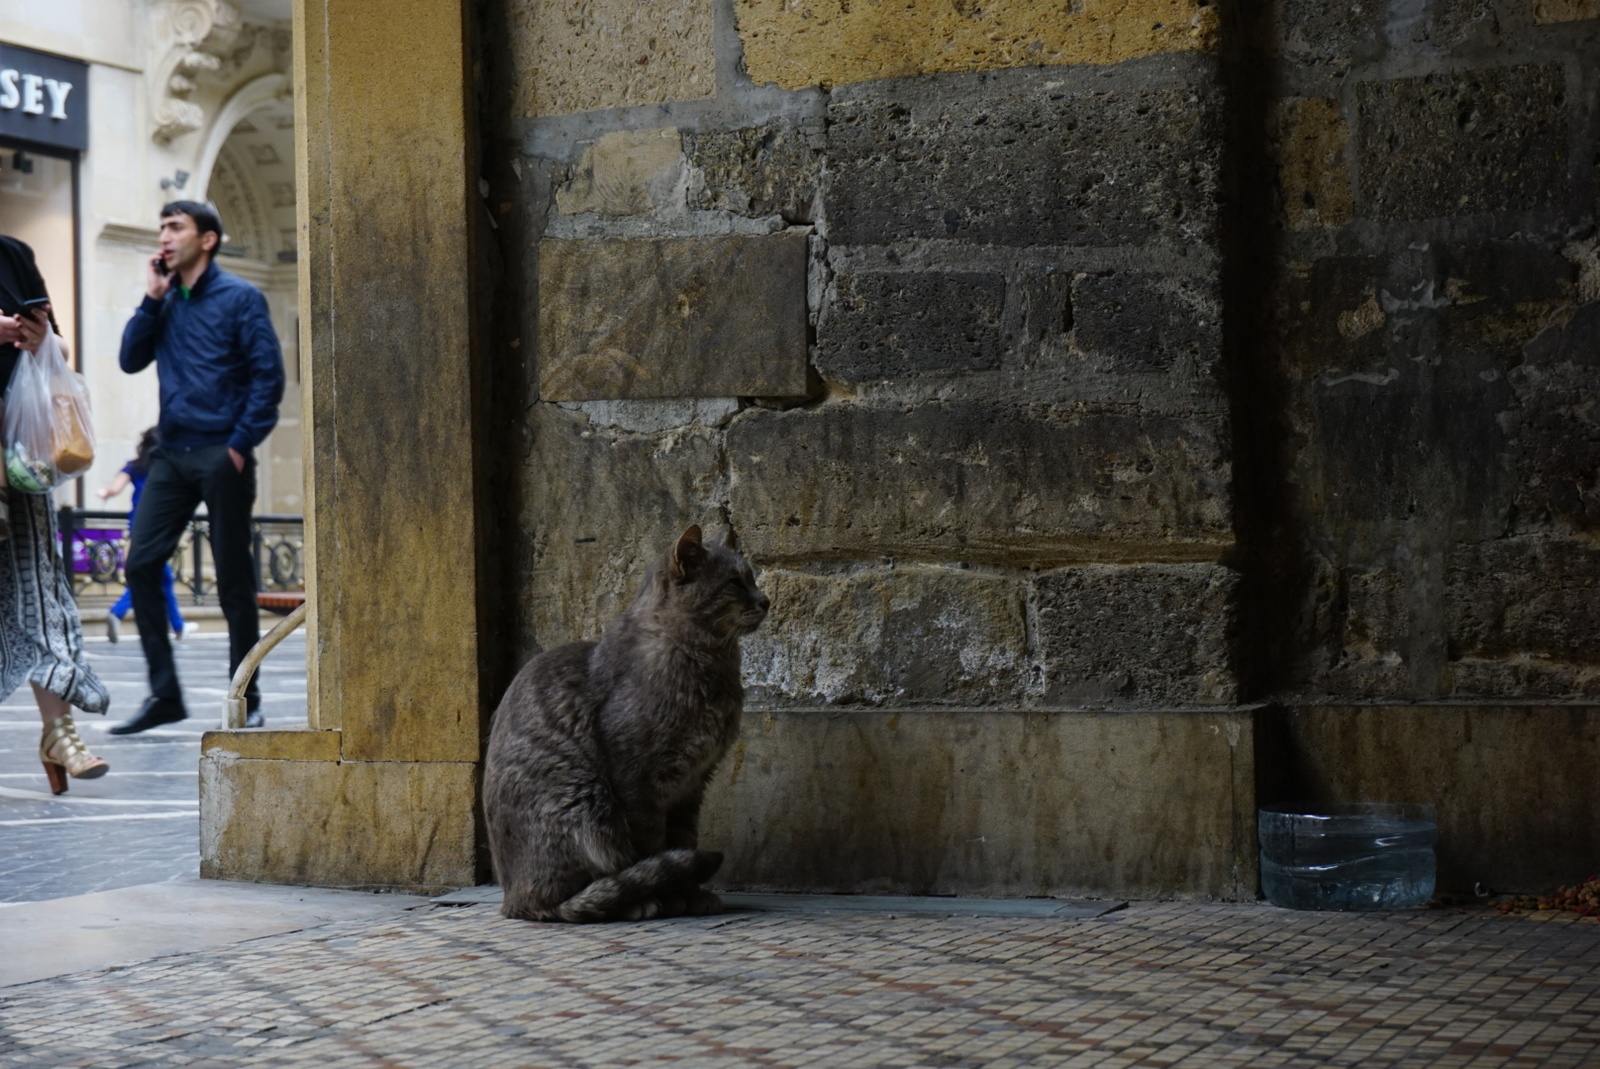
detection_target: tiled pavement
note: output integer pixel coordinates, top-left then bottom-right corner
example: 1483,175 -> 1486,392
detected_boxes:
0,627 -> 307,903
1,894 -> 1596,1067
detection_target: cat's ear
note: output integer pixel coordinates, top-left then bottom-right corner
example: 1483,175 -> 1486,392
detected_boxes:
670,525 -> 706,580
718,524 -> 738,551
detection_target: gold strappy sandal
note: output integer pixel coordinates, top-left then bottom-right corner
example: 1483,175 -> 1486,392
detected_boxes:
40,713 -> 109,795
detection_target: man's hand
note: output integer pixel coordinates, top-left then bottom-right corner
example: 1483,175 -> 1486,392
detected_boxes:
229,447 -> 246,472
146,254 -> 173,301
0,315 -> 22,347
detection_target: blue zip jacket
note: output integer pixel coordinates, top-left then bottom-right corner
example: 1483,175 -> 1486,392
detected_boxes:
118,260 -> 285,454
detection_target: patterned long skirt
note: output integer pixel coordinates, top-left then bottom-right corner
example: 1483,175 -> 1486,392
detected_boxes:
0,490 -> 109,713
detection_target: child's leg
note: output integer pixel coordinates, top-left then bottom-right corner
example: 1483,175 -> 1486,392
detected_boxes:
109,586 -> 132,618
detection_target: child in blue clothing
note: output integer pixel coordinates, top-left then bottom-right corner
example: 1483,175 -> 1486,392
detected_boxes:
98,428 -> 186,643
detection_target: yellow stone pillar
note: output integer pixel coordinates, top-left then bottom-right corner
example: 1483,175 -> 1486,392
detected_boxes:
199,0 -> 482,892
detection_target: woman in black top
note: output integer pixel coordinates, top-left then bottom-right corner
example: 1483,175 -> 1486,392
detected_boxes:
0,235 -> 111,793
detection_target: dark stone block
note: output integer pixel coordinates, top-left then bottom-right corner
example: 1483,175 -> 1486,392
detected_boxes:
538,234 -> 810,400
1270,256 -> 1389,375
1302,356 -> 1518,546
826,84 -> 1219,247
815,271 -> 1006,381
1035,564 -> 1238,705
1506,347 -> 1600,527
727,403 -> 1232,563
1269,0 -> 1383,70
685,124 -> 823,221
1073,272 -> 1220,373
1271,0 -> 1501,68
1356,65 -> 1569,220
1438,243 -> 1578,355
1523,300 -> 1600,368
1448,538 -> 1600,663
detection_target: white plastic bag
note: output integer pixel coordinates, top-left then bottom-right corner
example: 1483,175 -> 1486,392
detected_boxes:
4,330 -> 95,493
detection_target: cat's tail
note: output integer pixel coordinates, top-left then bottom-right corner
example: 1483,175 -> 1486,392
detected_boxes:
557,848 -> 724,923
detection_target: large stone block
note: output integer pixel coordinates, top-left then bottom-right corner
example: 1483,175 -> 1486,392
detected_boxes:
1034,564 -> 1238,705
538,234 -> 810,401
1356,65 -> 1569,220
742,565 -> 1029,707
1448,537 -> 1600,664
1509,303 -> 1600,526
522,404 -> 725,645
733,0 -> 1219,90
1301,356 -> 1518,549
1072,272 -> 1220,373
827,84 -> 1219,247
1319,537 -> 1600,702
702,706 -> 1258,900
685,124 -> 823,221
199,753 -> 477,892
1268,0 -> 1382,70
510,0 -> 714,116
1269,705 -> 1600,894
727,404 -> 1233,564
815,270 -> 1007,382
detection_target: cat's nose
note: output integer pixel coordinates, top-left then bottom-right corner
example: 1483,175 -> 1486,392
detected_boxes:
755,593 -> 771,613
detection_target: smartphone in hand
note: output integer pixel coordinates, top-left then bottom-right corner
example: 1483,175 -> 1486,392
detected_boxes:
15,297 -> 49,320
153,254 -> 171,277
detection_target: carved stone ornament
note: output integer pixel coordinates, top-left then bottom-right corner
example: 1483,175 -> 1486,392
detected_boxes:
152,0 -> 245,144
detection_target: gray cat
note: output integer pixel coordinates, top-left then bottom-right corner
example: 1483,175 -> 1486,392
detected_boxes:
484,524 -> 770,922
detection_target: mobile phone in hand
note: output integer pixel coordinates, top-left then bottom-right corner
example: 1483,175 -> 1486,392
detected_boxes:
153,254 -> 171,277
15,297 -> 49,320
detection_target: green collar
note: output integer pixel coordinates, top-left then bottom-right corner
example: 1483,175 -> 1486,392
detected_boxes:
178,285 -> 192,299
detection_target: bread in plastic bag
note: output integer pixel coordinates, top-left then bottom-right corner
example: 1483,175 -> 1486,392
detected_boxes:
4,330 -> 96,493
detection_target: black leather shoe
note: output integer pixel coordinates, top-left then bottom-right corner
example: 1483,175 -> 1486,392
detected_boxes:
244,710 -> 265,728
109,696 -> 188,735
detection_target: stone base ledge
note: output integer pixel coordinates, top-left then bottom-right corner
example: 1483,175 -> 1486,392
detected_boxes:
202,728 -> 341,762
199,752 -> 477,893
704,705 -> 1261,901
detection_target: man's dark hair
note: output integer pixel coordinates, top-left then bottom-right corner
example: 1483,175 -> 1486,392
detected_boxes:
160,200 -> 225,244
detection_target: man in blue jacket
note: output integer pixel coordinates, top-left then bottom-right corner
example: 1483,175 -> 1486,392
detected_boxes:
111,201 -> 285,734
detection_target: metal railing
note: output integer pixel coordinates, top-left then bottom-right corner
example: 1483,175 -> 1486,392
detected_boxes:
58,508 -> 305,604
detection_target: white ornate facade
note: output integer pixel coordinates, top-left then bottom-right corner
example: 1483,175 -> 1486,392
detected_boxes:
0,0 -> 302,514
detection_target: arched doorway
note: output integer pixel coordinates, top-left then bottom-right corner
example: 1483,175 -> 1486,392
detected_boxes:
195,86 -> 302,516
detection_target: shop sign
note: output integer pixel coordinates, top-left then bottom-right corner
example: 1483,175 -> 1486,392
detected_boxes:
0,43 -> 88,153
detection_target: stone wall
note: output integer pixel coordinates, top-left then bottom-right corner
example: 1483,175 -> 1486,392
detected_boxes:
492,2 -> 1237,708
476,0 -> 1600,897
1251,0 -> 1600,703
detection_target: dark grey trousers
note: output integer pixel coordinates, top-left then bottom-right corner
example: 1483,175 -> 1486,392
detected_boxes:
125,444 -> 259,707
